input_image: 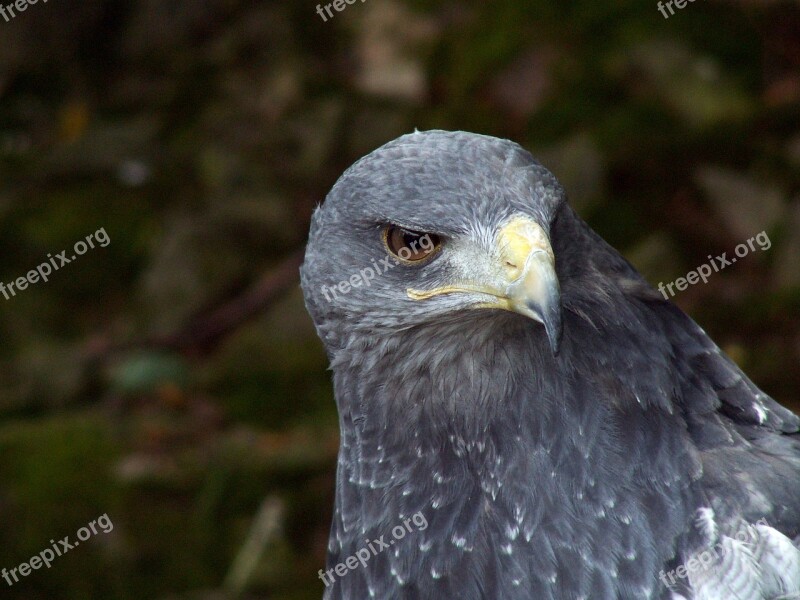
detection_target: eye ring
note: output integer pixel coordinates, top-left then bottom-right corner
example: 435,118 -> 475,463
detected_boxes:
382,225 -> 442,264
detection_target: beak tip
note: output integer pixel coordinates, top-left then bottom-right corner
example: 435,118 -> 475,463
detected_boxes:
550,333 -> 562,357
545,318 -> 563,357
525,300 -> 562,357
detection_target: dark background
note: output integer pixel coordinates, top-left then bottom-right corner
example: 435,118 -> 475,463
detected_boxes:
1,0 -> 799,598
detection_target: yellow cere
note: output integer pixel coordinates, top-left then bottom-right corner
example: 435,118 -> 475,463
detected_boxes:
497,217 -> 554,281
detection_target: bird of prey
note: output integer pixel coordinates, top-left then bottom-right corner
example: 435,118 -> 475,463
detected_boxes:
300,130 -> 800,600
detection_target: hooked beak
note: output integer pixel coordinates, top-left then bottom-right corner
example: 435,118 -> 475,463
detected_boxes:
407,216 -> 563,355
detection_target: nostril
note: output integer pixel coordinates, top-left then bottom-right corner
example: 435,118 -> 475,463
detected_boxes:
505,261 -> 517,269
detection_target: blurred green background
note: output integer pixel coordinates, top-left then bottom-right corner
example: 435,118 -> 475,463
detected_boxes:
1,0 -> 799,598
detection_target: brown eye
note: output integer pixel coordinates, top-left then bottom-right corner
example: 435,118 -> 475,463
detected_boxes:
383,226 -> 442,263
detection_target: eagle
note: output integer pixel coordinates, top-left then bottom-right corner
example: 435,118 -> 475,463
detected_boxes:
300,130 -> 800,599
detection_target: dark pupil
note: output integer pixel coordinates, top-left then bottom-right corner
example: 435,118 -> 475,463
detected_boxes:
402,231 -> 421,248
